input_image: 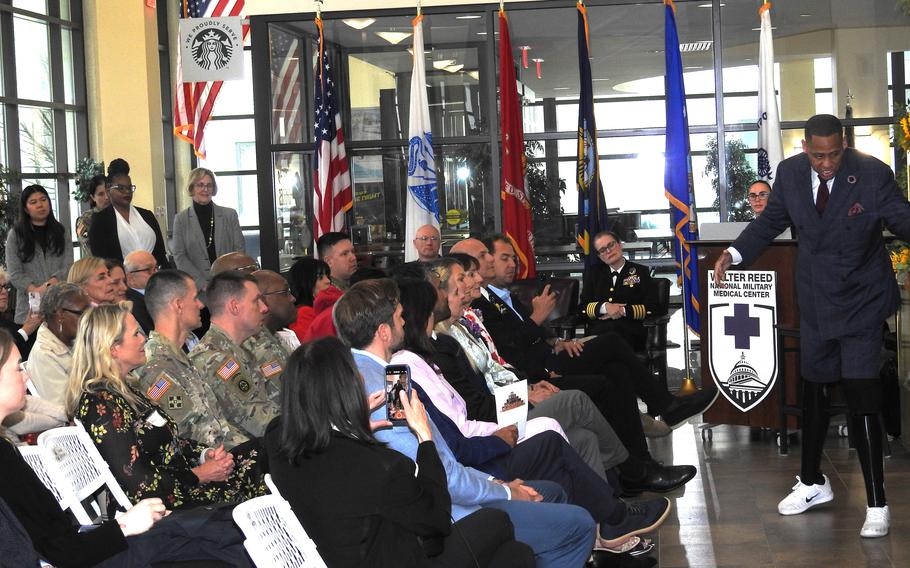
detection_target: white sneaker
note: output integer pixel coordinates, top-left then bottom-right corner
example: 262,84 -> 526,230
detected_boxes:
860,505 -> 890,538
777,475 -> 834,515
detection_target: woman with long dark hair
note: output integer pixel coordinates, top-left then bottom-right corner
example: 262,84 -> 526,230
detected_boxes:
286,257 -> 330,342
75,174 -> 110,255
5,184 -> 73,325
88,159 -> 170,268
266,336 -> 535,567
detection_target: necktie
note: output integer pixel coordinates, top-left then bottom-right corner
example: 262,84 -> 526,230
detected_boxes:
815,175 -> 829,215
612,272 -> 620,287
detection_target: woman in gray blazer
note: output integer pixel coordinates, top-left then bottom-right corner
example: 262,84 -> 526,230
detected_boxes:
4,185 -> 73,324
171,168 -> 245,290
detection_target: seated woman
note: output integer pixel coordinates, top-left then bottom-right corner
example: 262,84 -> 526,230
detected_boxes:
266,336 -> 536,567
25,283 -> 89,406
68,256 -> 116,305
0,328 -> 252,567
286,257 -> 330,342
105,259 -> 129,302
65,302 -> 265,510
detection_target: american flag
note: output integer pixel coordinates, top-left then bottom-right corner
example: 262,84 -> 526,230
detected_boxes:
313,17 -> 352,243
270,29 -> 302,145
173,0 -> 249,158
217,358 -> 240,381
146,376 -> 172,402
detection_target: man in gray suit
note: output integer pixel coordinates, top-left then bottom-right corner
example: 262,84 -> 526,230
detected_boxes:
714,114 -> 910,538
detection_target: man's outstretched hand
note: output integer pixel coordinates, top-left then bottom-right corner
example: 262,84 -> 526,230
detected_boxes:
713,251 -> 733,287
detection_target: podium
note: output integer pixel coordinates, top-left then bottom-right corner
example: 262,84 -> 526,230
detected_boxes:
693,238 -> 800,428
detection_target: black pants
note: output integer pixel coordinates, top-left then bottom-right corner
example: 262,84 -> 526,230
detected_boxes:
801,378 -> 886,507
432,508 -> 535,568
97,504 -> 251,568
484,430 -> 625,525
547,332 -> 675,414
546,366 -> 651,461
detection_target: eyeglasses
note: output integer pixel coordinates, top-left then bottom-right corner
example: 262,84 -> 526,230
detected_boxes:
110,184 -> 137,194
60,307 -> 85,317
416,236 -> 440,242
193,182 -> 215,190
128,266 -> 158,274
0,284 -> 11,292
596,241 -> 619,255
262,287 -> 292,297
747,191 -> 770,201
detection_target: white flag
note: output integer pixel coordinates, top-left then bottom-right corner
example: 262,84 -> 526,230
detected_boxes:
757,3 -> 783,183
405,15 -> 440,262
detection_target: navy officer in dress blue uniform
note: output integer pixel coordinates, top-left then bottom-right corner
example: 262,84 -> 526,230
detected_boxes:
714,114 -> 910,539
579,230 -> 660,351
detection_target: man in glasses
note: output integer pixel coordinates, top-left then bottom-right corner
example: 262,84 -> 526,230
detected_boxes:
413,223 -> 443,262
579,230 -> 659,352
746,180 -> 772,217
242,270 -> 298,406
124,250 -> 159,334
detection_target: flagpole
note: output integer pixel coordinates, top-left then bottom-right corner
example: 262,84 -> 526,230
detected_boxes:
678,237 -> 694,388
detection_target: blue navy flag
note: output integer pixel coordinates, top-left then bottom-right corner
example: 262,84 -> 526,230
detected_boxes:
575,2 -> 609,268
664,0 -> 700,334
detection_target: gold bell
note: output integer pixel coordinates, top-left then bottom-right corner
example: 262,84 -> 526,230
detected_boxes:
678,376 -> 699,395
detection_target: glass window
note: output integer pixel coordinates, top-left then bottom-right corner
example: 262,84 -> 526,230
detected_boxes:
14,16 -> 52,101
198,119 -> 256,172
19,106 -> 55,173
13,0 -> 47,14
62,28 -> 76,105
269,25 -> 306,145
211,51 -> 254,116
212,174 -> 260,227
273,152 -> 313,268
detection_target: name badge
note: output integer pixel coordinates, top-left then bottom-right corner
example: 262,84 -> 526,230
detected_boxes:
145,410 -> 168,428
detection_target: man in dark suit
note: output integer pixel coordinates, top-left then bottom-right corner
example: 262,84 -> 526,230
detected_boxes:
451,237 -> 716,429
124,250 -> 158,334
714,114 -> 910,538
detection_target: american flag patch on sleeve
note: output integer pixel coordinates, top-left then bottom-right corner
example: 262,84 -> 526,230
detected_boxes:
146,374 -> 173,401
260,360 -> 283,378
217,358 -> 240,381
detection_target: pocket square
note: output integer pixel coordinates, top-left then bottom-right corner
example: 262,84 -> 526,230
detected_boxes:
847,202 -> 865,217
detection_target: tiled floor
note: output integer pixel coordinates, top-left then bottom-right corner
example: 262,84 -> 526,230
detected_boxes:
646,421 -> 910,567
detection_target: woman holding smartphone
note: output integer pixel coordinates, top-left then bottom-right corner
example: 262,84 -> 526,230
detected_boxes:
5,184 -> 73,326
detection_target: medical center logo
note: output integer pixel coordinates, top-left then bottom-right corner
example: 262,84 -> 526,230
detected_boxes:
707,271 -> 778,412
192,28 -> 233,71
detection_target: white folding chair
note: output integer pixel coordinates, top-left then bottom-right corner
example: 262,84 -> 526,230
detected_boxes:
232,478 -> 327,568
17,444 -> 66,506
36,423 -> 133,525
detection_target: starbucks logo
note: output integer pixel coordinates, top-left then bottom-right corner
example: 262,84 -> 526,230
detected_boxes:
191,28 -> 233,71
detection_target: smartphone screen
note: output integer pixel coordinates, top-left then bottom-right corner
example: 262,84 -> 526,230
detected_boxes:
384,365 -> 411,425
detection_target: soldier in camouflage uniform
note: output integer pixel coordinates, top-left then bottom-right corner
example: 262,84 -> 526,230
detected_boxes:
190,271 -> 278,438
242,270 -> 298,404
136,269 -> 251,448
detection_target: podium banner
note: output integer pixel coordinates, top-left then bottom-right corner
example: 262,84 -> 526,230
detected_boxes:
707,270 -> 778,412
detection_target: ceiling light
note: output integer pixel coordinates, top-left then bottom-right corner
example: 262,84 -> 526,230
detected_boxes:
343,18 -> 375,30
684,66 -> 704,70
477,31 -> 487,36
752,27 -> 776,31
679,41 -> 713,53
445,64 -> 465,73
455,15 -> 482,20
433,59 -> 456,70
376,31 -> 412,45
697,3 -> 724,7
593,78 -> 610,81
799,13 -> 812,17
553,87 -> 570,91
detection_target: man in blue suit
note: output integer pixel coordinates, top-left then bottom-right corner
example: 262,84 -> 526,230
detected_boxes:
333,277 -> 624,566
714,114 -> 910,538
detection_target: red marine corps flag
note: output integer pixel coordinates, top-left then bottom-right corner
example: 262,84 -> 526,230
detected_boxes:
498,6 -> 536,279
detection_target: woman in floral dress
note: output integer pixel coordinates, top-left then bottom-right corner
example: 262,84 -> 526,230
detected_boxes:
64,301 -> 265,510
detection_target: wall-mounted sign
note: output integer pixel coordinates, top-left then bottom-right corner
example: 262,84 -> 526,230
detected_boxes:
179,17 -> 244,82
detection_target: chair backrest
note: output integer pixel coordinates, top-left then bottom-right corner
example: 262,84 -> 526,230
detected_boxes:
37,424 -> 133,523
232,493 -> 328,568
509,277 -> 580,322
17,444 -> 65,505
653,277 -> 671,316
